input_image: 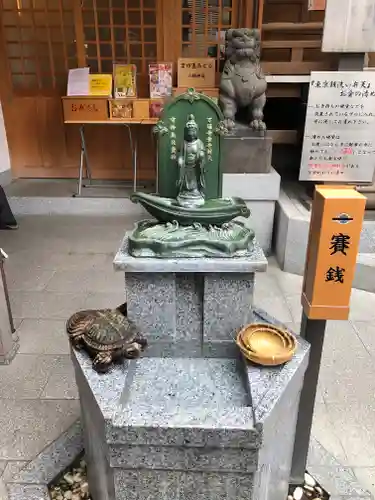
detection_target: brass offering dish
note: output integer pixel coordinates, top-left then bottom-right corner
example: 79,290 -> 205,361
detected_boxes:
236,323 -> 296,366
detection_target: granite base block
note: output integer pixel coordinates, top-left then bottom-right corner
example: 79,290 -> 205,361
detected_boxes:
114,469 -> 254,500
117,239 -> 267,357
109,443 -> 257,471
126,272 -> 178,342
3,421 -> 371,500
126,271 -> 254,353
203,273 -> 254,342
71,306 -> 310,500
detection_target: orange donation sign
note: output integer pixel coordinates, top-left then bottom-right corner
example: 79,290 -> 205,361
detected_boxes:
302,185 -> 366,320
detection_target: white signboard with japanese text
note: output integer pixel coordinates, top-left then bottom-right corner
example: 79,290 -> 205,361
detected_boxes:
299,71 -> 375,183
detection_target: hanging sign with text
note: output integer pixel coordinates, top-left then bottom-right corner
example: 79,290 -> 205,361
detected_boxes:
302,186 -> 366,320
299,71 -> 375,183
308,0 -> 326,10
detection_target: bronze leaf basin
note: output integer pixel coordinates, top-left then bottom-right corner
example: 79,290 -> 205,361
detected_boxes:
236,323 -> 297,366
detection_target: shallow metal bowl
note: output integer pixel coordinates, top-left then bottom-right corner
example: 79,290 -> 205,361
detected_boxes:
236,323 -> 297,366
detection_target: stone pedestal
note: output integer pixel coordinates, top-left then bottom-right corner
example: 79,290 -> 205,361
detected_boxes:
222,168 -> 281,255
115,237 -> 267,358
72,237 -> 310,500
222,129 -> 272,174
220,126 -> 279,255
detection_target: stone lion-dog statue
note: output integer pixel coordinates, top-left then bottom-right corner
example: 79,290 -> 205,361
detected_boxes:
219,28 -> 267,133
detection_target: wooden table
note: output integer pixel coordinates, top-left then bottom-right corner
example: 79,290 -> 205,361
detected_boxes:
64,119 -> 158,197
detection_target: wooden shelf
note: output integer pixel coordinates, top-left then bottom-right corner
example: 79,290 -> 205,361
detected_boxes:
262,40 -> 322,49
262,61 -> 336,75
64,119 -> 158,124
262,22 -> 324,31
62,96 -> 162,123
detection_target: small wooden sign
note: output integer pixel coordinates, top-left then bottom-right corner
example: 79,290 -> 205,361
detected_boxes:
308,0 -> 326,10
302,186 -> 366,320
177,58 -> 216,89
133,99 -> 151,119
62,97 -> 109,122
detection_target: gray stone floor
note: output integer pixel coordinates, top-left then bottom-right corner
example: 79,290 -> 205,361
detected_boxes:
0,215 -> 375,496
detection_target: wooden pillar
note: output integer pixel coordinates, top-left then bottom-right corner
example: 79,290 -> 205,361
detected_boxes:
240,0 -> 255,28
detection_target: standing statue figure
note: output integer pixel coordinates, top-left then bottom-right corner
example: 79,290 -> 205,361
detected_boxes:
176,114 -> 206,208
219,28 -> 267,133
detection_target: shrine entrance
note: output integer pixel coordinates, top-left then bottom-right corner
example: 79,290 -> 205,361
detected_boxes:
0,0 -> 247,180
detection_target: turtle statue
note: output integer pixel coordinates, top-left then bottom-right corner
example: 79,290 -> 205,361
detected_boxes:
66,303 -> 147,373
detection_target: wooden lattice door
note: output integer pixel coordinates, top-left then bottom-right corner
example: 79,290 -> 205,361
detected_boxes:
0,0 -> 81,177
0,0 -> 246,179
0,0 -> 162,179
181,0 -> 238,74
81,0 -> 162,94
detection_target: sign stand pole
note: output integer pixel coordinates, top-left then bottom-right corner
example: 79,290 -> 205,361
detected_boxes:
290,314 -> 327,484
293,0 -> 372,475
289,185 -> 366,486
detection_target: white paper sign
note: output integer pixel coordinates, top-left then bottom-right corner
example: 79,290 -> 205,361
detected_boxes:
322,0 -> 375,52
67,67 -> 90,96
299,71 -> 375,183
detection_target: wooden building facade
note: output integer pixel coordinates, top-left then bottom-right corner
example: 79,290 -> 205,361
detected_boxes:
0,0 -> 337,181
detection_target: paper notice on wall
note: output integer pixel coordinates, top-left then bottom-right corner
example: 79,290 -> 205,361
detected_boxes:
67,68 -> 90,96
89,74 -> 113,96
299,71 -> 375,183
322,0 -> 375,52
308,0 -> 326,10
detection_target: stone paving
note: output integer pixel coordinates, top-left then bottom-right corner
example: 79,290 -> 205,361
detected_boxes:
0,215 -> 375,496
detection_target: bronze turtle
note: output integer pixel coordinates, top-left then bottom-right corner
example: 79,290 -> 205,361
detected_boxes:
66,303 -> 147,373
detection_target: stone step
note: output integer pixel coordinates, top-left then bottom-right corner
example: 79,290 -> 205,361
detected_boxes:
8,195 -> 147,216
354,253 -> 375,293
4,179 -> 151,216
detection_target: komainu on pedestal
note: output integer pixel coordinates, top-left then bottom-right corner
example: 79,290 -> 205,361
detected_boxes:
219,28 -> 267,133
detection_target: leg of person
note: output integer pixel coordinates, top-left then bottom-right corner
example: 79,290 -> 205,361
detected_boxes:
0,185 -> 18,230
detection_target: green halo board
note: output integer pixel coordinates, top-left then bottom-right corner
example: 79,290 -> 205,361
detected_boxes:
153,88 -> 227,200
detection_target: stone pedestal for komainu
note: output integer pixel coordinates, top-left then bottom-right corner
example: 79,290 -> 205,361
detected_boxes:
222,128 -> 272,175
71,235 -> 310,500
